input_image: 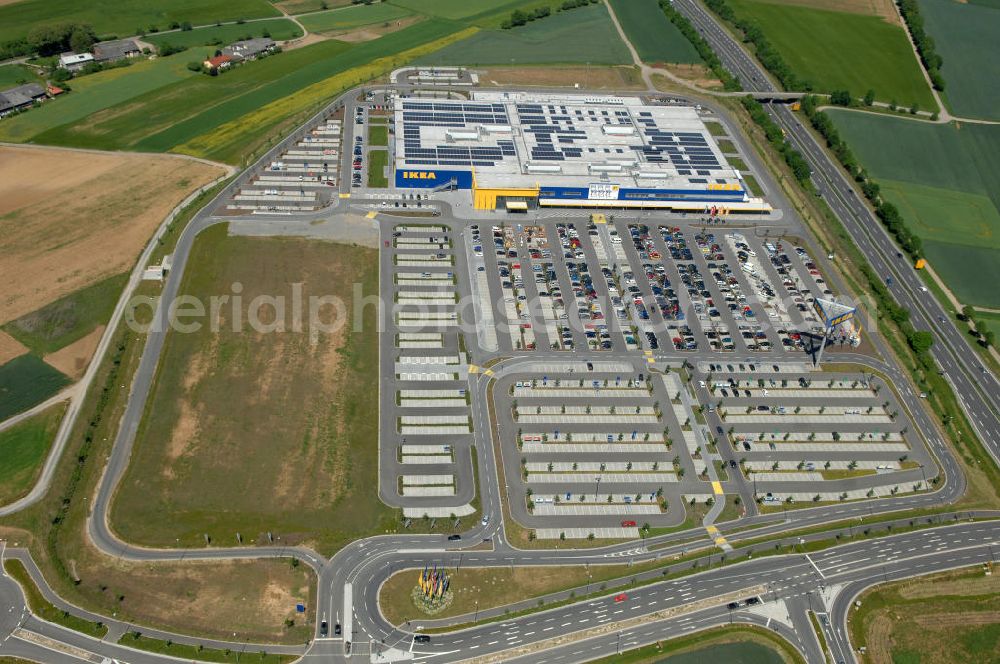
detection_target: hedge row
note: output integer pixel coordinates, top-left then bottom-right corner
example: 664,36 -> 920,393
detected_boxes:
897,0 -> 945,91
658,0 -> 741,92
799,95 -> 923,259
739,96 -> 811,186
703,0 -> 806,91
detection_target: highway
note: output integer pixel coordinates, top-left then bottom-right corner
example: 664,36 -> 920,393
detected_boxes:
672,0 -> 1000,467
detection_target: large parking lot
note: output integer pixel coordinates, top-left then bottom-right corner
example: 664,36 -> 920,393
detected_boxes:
471,216 -> 858,357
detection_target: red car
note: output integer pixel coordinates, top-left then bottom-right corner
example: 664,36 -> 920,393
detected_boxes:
614,593 -> 628,603
621,520 -> 637,527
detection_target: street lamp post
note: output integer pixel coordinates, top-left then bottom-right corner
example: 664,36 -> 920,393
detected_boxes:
595,476 -> 601,499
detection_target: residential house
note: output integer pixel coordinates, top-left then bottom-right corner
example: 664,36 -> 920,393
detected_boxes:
222,37 -> 276,61
0,83 -> 47,117
203,54 -> 236,71
58,52 -> 94,71
92,39 -> 141,63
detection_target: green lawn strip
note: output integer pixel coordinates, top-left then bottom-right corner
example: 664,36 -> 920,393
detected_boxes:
724,0 -> 933,108
0,64 -> 41,88
367,149 -> 388,187
608,0 -> 701,64
3,273 -> 128,355
704,121 -> 726,137
741,173 -> 762,197
117,633 -> 293,664
2,560 -> 107,638
0,354 -> 71,421
369,124 -> 388,146
0,0 -> 280,45
298,2 -> 413,33
0,50 -> 199,143
807,611 -> 831,664
586,625 -> 803,664
145,19 -> 303,50
0,402 -> 66,506
417,3 -> 632,66
716,138 -> 736,153
727,156 -> 748,171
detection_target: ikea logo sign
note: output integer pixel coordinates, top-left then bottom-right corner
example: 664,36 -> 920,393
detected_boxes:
401,171 -> 437,180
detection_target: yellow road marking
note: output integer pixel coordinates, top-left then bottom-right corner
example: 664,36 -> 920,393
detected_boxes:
468,365 -> 480,374
711,481 -> 723,495
366,210 -> 377,219
483,368 -> 495,377
339,192 -> 351,199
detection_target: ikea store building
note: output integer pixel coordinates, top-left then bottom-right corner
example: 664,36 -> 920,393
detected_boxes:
392,91 -> 771,213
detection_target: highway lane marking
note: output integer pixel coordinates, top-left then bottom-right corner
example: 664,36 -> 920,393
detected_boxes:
804,554 -> 826,580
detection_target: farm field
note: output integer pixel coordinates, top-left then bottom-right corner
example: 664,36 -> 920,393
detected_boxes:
3,274 -> 127,356
608,0 -> 701,64
391,0 -> 529,21
727,0 -> 934,108
22,20 -> 468,164
0,145 -> 225,324
145,18 -> 303,50
0,51 -> 200,144
0,354 -> 70,421
275,0 -> 353,14
0,0 -> 280,45
0,403 -> 65,506
298,2 -> 413,33
849,566 -> 1000,664
828,110 -> 1000,308
0,63 -> 40,88
918,0 -> 1000,121
418,2 -> 631,66
110,225 -> 390,554
479,65 -> 643,89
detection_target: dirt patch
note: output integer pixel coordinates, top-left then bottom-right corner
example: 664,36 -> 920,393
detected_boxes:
42,325 -> 103,380
0,329 -> 28,365
480,65 -> 644,90
913,611 -> 1000,628
760,0 -> 901,24
900,574 -> 1000,599
654,64 -> 723,91
0,145 -> 225,324
330,15 -> 422,42
865,612 -> 895,664
0,0 -> 27,6
282,31 -> 330,51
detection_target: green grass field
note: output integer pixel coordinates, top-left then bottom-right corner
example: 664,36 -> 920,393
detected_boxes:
146,19 -> 303,50
111,225 -> 394,553
19,20 -> 461,164
0,64 -> 41,88
368,124 -> 388,146
0,403 -> 65,506
298,3 -> 413,33
418,2 -> 631,66
828,109 -> 1000,307
0,0 -> 280,45
391,0 -> 528,21
367,149 -> 388,187
0,355 -> 71,421
608,0 -> 701,64
0,51 -> 198,143
977,311 -> 1000,341
3,273 -> 127,355
728,0 -> 934,108
919,0 -> 1000,121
